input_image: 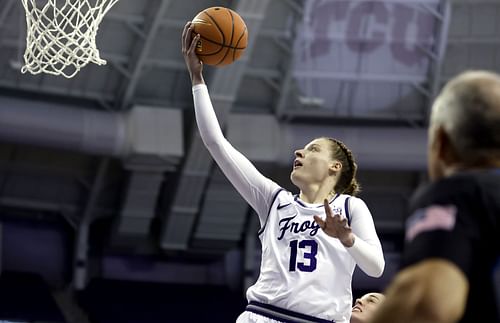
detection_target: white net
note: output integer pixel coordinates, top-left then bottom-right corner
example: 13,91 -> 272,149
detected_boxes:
20,0 -> 119,78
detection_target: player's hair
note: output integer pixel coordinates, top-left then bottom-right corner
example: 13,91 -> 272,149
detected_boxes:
431,70 -> 500,164
322,137 -> 361,196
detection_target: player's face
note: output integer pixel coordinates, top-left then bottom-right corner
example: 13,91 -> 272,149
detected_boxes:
290,138 -> 337,187
350,293 -> 385,323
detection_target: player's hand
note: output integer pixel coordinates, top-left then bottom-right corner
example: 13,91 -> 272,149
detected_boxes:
314,199 -> 355,247
182,21 -> 204,85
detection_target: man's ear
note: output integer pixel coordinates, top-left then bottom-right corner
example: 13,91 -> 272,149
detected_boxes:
435,126 -> 460,166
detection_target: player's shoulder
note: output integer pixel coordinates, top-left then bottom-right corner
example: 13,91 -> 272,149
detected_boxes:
340,194 -> 367,208
338,194 -> 373,219
271,188 -> 294,206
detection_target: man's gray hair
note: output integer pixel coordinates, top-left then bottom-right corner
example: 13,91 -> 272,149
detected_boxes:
430,70 -> 500,162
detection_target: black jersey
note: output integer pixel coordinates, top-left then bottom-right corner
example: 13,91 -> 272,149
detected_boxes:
402,169 -> 500,323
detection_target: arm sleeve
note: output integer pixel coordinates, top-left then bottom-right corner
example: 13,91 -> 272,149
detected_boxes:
345,197 -> 385,277
192,84 -> 281,226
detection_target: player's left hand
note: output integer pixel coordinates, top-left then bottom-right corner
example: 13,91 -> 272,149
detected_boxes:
314,199 -> 355,247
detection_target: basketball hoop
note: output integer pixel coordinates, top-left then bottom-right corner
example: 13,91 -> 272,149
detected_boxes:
20,0 -> 119,78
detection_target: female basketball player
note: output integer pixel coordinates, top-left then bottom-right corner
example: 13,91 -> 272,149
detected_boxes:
182,22 -> 385,323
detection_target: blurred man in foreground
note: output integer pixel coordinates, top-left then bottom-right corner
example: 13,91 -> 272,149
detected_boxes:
370,70 -> 500,323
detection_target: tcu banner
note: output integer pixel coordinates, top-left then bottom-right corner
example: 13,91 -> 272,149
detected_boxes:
292,0 -> 444,115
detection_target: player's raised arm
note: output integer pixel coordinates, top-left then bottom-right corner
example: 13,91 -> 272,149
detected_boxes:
181,22 -> 280,222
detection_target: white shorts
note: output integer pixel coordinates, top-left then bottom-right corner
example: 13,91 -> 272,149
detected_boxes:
236,311 -> 284,323
236,302 -> 337,323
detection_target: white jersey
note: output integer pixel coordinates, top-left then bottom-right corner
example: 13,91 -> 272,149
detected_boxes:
192,84 -> 385,323
248,190 -> 359,322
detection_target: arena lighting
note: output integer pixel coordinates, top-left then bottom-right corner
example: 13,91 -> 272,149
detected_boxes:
298,96 -> 325,108
8,60 -> 22,70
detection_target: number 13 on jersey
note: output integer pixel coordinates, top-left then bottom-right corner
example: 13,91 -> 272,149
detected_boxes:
289,239 -> 318,272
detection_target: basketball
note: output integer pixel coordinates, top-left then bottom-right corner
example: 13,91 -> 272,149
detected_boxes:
191,7 -> 248,66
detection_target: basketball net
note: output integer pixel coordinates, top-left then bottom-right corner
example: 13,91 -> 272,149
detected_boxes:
20,0 -> 119,78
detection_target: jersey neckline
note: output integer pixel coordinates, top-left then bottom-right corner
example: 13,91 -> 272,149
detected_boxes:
293,193 -> 340,208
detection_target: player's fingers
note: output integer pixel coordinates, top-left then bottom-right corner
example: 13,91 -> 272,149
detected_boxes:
332,216 -> 347,228
182,22 -> 191,51
313,215 -> 326,229
185,24 -> 195,53
328,212 -> 340,221
188,34 -> 200,56
323,199 -> 333,217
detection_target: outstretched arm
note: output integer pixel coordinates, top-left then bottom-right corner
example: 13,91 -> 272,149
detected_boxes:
182,22 -> 280,223
369,259 -> 468,323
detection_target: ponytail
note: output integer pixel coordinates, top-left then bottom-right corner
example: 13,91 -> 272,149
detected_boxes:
323,137 -> 361,196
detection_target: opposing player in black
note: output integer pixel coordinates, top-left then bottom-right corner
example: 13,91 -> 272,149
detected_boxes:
370,70 -> 500,323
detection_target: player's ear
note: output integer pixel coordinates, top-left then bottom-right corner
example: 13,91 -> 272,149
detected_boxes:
329,161 -> 342,174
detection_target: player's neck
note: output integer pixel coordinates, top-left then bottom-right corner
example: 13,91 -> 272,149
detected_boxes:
299,186 -> 335,204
